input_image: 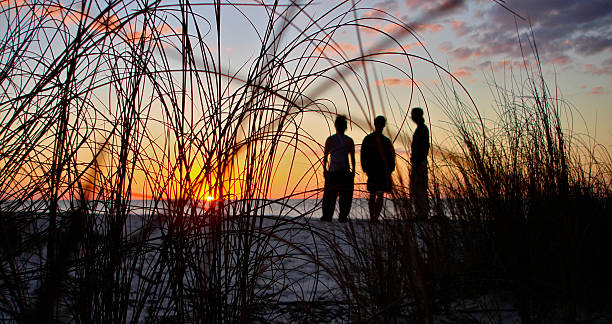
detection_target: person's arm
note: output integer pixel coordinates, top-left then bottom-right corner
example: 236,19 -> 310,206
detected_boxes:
323,137 -> 331,176
349,138 -> 356,176
389,139 -> 396,172
360,137 -> 368,174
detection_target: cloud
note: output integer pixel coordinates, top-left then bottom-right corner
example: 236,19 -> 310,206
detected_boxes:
374,0 -> 399,12
124,23 -> 180,43
452,69 -> 472,78
364,0 -> 399,18
573,36 -> 612,55
449,19 -> 471,37
17,2 -> 177,43
477,59 -> 531,72
404,0 -> 466,18
439,41 -> 453,52
450,47 -> 474,60
374,77 -> 418,87
405,0 -> 429,11
377,41 -> 426,53
546,55 -> 571,66
360,22 -> 403,36
587,86 -> 609,95
585,63 -> 612,75
91,14 -> 121,34
478,0 -> 612,58
437,0 -> 612,74
315,42 -> 357,55
0,0 -> 26,8
415,22 -> 444,33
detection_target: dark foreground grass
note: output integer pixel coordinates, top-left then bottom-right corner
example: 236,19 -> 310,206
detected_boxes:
326,37 -> 612,323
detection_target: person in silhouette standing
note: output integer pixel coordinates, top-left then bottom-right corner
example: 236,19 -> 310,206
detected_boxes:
321,115 -> 355,223
361,115 -> 395,222
410,107 -> 430,220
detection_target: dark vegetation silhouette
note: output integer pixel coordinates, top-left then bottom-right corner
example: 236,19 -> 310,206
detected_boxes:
0,0 -> 610,323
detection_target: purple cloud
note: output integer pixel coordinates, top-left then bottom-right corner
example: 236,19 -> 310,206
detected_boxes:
450,47 -> 474,60
441,0 -> 612,71
485,0 -> 612,56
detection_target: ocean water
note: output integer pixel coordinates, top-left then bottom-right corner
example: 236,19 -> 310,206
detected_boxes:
2,197 -> 401,220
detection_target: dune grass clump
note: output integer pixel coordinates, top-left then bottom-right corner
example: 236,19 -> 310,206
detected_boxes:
0,0 -> 467,322
427,41 -> 611,322
324,35 -> 611,323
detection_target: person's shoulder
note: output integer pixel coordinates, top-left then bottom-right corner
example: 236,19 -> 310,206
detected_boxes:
362,132 -> 373,142
345,136 -> 354,147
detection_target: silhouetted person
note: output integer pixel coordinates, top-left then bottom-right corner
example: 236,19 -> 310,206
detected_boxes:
321,115 -> 355,222
410,107 -> 430,220
361,115 -> 395,222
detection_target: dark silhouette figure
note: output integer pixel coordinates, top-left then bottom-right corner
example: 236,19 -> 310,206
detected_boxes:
321,115 -> 355,222
410,107 -> 430,220
361,115 -> 395,222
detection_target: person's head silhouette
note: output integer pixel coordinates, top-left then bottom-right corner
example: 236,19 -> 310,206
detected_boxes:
374,115 -> 386,133
411,107 -> 425,125
335,115 -> 348,134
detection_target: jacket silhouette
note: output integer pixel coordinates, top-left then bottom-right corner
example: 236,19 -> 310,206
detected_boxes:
361,126 -> 395,192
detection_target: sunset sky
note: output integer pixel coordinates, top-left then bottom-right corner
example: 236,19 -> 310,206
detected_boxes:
207,0 -> 612,146
1,0 -> 610,200
197,0 -> 611,198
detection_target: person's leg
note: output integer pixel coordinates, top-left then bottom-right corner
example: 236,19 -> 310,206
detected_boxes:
412,163 -> 429,220
369,191 -> 383,222
374,191 -> 384,220
338,171 -> 354,222
321,173 -> 338,221
368,191 -> 377,222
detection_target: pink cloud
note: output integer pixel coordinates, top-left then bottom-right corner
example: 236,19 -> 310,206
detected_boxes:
315,42 -> 357,55
452,69 -> 472,78
450,47 -> 473,60
374,77 -> 418,87
585,63 -> 612,75
405,0 -> 427,10
546,55 -> 571,66
382,23 -> 402,34
363,8 -> 388,18
363,10 -> 380,18
125,24 -> 179,43
450,19 -> 470,37
588,86 -> 608,95
377,41 -> 426,53
416,22 -> 444,33
0,0 -> 26,6
360,23 -> 404,35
